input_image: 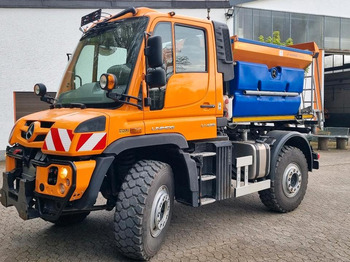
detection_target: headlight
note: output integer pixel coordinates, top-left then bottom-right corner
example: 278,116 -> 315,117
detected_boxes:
34,83 -> 47,96
75,116 -> 106,133
99,73 -> 117,91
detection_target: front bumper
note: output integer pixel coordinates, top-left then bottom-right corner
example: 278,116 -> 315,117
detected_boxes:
1,145 -> 110,222
0,160 -> 77,221
0,168 -> 39,220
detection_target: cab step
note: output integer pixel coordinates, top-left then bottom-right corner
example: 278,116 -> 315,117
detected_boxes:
200,197 -> 216,205
201,174 -> 216,181
190,152 -> 216,158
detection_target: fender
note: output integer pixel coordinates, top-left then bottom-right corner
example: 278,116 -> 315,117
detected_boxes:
75,133 -> 200,209
103,133 -> 188,155
74,156 -> 115,209
266,131 -> 313,180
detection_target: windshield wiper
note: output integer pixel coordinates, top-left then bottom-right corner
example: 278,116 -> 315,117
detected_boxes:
54,103 -> 87,109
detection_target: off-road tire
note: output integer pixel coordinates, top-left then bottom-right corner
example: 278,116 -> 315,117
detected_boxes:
114,160 -> 174,261
53,211 -> 90,226
259,146 -> 308,213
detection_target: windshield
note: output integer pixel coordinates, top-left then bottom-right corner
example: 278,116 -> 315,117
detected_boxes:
57,17 -> 148,108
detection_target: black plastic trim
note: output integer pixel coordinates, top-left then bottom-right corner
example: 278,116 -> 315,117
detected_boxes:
266,131 -> 314,179
73,156 -> 115,209
212,20 -> 234,82
104,133 -> 188,155
217,117 -> 228,127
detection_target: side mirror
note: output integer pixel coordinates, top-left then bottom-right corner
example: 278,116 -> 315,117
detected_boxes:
146,68 -> 166,88
145,36 -> 163,68
34,83 -> 47,97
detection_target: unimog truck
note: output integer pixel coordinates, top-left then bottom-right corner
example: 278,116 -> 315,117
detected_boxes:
1,7 -> 319,260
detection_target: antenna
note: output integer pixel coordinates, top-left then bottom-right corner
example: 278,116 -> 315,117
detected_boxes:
207,8 -> 210,20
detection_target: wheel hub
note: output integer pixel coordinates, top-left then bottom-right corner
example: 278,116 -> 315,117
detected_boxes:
282,163 -> 302,198
150,185 -> 170,237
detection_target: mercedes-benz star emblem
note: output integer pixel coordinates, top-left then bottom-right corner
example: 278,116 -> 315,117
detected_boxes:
26,123 -> 35,140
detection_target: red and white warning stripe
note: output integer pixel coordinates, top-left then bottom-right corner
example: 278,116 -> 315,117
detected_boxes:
43,128 -> 74,152
76,132 -> 107,152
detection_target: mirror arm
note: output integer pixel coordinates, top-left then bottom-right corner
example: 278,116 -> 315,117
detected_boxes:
107,92 -> 142,109
143,31 -> 151,107
120,93 -> 142,102
40,94 -> 55,105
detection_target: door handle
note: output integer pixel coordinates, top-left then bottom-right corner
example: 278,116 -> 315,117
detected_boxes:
200,104 -> 215,109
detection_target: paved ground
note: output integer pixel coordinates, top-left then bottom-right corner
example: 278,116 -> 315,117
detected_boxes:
0,149 -> 349,262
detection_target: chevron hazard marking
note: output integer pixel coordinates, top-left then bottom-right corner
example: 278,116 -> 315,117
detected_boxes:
76,133 -> 107,152
43,128 -> 74,152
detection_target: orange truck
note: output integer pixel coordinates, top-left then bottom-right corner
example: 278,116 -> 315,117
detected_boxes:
1,7 -> 320,260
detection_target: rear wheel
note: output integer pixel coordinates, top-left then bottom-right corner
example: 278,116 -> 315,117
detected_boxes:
114,160 -> 174,260
259,146 -> 308,213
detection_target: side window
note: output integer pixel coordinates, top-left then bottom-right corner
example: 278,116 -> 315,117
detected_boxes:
150,22 -> 173,110
175,25 -> 206,73
153,22 -> 173,81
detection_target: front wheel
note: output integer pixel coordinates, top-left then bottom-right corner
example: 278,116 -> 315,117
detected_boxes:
114,160 -> 174,260
259,146 -> 308,213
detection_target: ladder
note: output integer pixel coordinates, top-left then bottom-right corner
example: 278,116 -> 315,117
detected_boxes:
301,55 -> 324,128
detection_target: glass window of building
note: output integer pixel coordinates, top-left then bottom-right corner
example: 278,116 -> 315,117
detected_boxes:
308,15 -> 323,48
341,18 -> 350,50
235,8 -> 253,39
253,9 -> 272,41
272,11 -> 290,43
234,7 -> 350,52
325,17 -> 341,49
291,13 -> 308,44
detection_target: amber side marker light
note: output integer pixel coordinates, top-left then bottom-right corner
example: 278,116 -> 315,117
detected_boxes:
99,73 -> 117,91
130,128 -> 142,134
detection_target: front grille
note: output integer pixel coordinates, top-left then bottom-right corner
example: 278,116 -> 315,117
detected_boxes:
40,121 -> 54,128
25,120 -> 54,128
34,135 -> 47,142
21,120 -> 55,141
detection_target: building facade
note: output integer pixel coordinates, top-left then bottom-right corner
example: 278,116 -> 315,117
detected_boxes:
0,0 -> 350,157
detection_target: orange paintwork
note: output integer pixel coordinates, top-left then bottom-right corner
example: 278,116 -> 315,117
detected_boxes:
9,8 -> 222,158
9,108 -> 145,157
289,42 -> 320,58
35,164 -> 73,198
35,160 -> 95,200
313,50 -> 323,114
231,35 -> 313,69
70,160 -> 96,201
143,15 -> 222,141
5,155 -> 16,172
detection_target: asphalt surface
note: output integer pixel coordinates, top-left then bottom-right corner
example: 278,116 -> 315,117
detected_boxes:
0,149 -> 349,262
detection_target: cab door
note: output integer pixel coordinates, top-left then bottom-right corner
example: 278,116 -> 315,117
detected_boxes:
144,18 -> 218,141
